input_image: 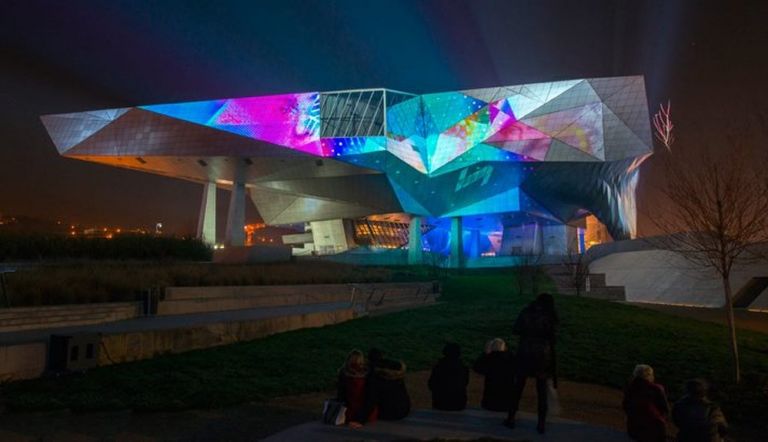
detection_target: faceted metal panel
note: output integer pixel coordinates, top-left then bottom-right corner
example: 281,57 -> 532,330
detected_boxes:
41,76 -> 653,239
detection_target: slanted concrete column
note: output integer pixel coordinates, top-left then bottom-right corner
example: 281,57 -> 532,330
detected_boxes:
225,183 -> 246,247
449,217 -> 463,268
196,182 -> 217,245
407,216 -> 423,265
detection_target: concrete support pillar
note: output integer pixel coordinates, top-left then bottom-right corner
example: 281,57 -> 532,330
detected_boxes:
449,217 -> 463,268
225,181 -> 246,247
196,182 -> 217,245
468,229 -> 480,258
407,216 -> 423,265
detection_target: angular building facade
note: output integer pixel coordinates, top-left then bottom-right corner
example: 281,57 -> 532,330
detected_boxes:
41,76 -> 653,265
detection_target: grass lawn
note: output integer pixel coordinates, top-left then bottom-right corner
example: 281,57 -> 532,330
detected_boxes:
2,273 -> 767,433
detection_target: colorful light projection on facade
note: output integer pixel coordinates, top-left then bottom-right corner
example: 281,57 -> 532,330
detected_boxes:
42,76 -> 653,241
142,93 -> 324,156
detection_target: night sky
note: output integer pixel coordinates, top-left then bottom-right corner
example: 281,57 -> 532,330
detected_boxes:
1,0 -> 766,235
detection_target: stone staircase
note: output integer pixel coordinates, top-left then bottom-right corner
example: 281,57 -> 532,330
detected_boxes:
0,302 -> 143,333
544,265 -> 626,301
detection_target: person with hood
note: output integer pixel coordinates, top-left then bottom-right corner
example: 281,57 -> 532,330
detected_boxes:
337,349 -> 376,427
352,348 -> 411,427
473,338 -> 515,412
428,342 -> 469,411
672,379 -> 728,442
622,364 -> 669,442
505,293 -> 559,434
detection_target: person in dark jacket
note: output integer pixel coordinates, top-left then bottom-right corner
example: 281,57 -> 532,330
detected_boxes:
428,342 -> 469,411
622,364 -> 669,442
672,379 -> 728,442
505,293 -> 559,434
354,348 -> 411,425
473,338 -> 515,412
337,349 -> 377,426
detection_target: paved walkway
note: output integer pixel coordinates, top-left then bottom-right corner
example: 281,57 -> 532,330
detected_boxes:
264,408 -> 630,441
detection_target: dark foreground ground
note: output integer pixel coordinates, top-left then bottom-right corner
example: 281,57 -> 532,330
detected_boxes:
1,370 -> 762,441
0,372 -> 627,441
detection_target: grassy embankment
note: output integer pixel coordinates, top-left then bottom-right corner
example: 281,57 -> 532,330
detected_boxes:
1,272 -> 766,434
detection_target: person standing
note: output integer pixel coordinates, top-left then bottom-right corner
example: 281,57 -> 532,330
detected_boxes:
473,338 -> 515,412
622,364 -> 670,442
428,342 -> 469,411
505,293 -> 559,434
672,379 -> 728,442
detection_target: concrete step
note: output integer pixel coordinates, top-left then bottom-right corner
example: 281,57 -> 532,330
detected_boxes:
547,273 -> 607,289
557,286 -> 626,301
0,302 -> 139,321
0,314 -> 116,332
165,285 -> 352,301
367,300 -> 439,316
157,293 -> 353,316
0,308 -> 138,325
366,294 -> 437,308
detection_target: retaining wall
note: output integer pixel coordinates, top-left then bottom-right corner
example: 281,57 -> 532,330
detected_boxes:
590,249 -> 768,307
0,302 -> 143,333
159,282 -> 437,316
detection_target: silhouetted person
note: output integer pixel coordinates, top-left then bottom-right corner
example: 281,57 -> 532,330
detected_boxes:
672,379 -> 728,442
473,338 -> 515,412
506,293 -> 558,434
355,348 -> 411,424
428,342 -> 469,411
622,364 -> 669,442
337,349 -> 377,427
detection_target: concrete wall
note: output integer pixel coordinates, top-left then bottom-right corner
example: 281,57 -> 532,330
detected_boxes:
590,249 -> 768,307
160,282 -> 437,316
0,342 -> 47,382
0,302 -> 142,333
310,219 -> 352,255
0,281 -> 439,381
0,308 -> 355,381
99,308 -> 355,366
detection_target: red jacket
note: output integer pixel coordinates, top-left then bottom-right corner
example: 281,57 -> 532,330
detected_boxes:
338,371 -> 377,423
622,378 -> 670,442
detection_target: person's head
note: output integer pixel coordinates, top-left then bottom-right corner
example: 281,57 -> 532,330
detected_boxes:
442,342 -> 461,359
368,348 -> 383,365
485,338 -> 507,354
685,378 -> 709,399
345,349 -> 365,371
633,364 -> 655,383
536,293 -> 555,310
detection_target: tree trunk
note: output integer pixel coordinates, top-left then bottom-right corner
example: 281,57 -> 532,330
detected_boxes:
722,275 -> 741,383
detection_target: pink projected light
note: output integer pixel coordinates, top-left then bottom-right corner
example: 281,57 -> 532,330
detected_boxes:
210,93 -> 324,155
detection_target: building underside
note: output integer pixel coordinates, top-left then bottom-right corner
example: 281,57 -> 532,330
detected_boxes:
42,76 -> 653,265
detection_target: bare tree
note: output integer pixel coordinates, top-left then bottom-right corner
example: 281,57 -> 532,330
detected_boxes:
512,251 -> 545,296
650,103 -> 768,382
562,250 -> 590,297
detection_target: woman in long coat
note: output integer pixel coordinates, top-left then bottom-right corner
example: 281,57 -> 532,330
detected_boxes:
505,293 -> 558,434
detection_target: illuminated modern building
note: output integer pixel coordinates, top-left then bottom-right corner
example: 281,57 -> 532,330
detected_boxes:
41,76 -> 653,266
